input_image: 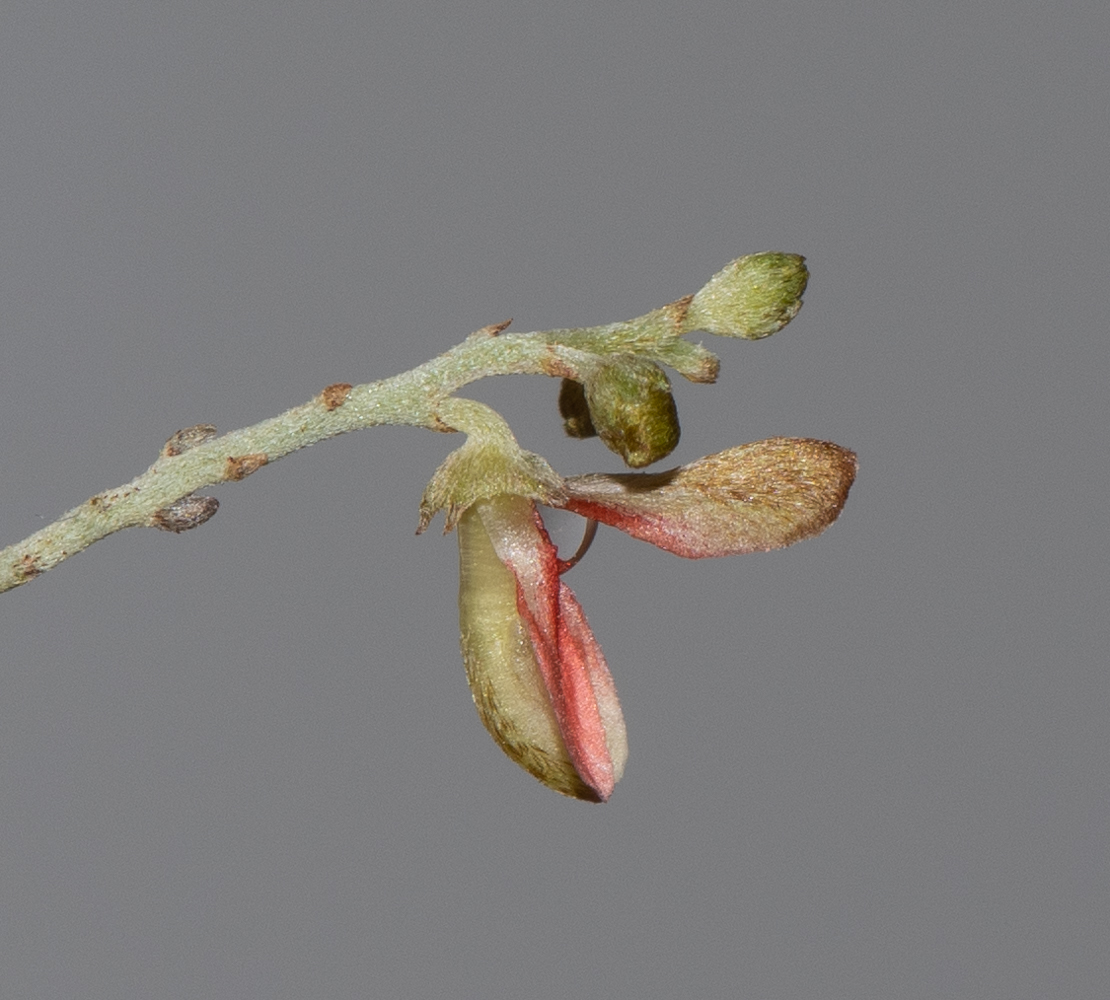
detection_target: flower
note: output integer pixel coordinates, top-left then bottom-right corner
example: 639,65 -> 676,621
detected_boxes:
458,495 -> 628,802
457,437 -> 856,801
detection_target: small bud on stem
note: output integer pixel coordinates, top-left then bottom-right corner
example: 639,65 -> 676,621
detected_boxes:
682,253 -> 809,340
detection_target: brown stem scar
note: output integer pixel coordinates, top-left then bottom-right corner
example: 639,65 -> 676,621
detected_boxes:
17,554 -> 42,580
666,294 -> 694,331
320,383 -> 353,411
225,453 -> 269,481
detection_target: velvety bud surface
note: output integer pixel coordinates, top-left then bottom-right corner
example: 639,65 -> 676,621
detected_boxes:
683,253 -> 809,340
583,356 -> 681,468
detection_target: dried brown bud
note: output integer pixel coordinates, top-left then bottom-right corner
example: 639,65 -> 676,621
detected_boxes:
162,424 -> 218,457
150,495 -> 220,533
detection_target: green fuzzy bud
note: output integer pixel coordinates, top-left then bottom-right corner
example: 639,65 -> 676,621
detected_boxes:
682,253 -> 808,339
576,356 -> 681,468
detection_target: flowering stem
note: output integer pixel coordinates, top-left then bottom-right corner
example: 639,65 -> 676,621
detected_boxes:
1,252 -> 813,593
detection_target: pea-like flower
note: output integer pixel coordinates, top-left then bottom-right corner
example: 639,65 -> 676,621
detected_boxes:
456,437 -> 856,801
458,495 -> 627,801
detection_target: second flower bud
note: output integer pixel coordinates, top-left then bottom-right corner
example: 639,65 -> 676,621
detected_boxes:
559,355 -> 680,468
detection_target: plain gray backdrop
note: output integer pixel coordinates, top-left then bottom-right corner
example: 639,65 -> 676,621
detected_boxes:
2,2 -> 1107,997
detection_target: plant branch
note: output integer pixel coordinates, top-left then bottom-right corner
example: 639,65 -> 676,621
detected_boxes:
2,253 -> 811,593
0,328 -> 607,593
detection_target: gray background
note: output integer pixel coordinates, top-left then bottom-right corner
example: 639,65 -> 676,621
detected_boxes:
2,2 -> 1107,997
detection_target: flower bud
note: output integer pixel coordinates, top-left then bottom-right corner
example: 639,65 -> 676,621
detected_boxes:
566,356 -> 681,468
682,253 -> 808,340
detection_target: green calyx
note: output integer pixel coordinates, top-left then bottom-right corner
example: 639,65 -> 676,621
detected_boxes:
419,398 -> 565,532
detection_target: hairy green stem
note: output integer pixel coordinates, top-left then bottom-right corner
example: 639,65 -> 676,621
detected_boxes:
0,330 -> 595,593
